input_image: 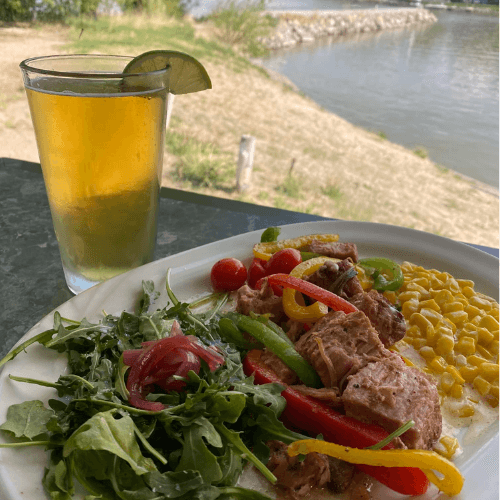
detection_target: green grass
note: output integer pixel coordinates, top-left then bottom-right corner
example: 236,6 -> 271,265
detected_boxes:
413,147 -> 428,159
275,174 -> 302,198
321,184 -> 343,200
166,130 -> 235,189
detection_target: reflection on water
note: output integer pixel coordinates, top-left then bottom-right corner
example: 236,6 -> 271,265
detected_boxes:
260,7 -> 499,187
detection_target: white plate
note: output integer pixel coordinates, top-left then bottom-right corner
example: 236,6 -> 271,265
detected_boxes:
0,221 -> 498,500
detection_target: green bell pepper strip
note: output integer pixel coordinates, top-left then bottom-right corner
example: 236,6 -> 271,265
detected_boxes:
357,258 -> 404,292
226,313 -> 321,388
260,226 -> 281,243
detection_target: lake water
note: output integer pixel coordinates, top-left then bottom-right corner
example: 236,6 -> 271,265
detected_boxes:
255,1 -> 499,188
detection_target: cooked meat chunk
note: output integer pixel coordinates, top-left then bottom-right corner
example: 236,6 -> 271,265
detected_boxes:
284,319 -> 306,343
292,385 -> 343,409
306,240 -> 359,263
349,290 -> 406,347
294,311 -> 396,391
260,349 -> 298,385
266,440 -> 330,499
327,456 -> 356,494
305,259 -> 364,299
235,281 -> 285,322
342,357 -> 442,450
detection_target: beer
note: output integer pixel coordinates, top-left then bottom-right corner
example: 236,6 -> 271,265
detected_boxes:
25,78 -> 167,292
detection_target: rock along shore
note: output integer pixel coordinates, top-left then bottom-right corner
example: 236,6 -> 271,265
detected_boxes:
260,8 -> 438,49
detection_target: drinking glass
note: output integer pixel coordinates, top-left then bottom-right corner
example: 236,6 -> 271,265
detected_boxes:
20,55 -> 168,294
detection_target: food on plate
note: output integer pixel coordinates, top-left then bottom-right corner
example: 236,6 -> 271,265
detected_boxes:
0,227 -> 498,500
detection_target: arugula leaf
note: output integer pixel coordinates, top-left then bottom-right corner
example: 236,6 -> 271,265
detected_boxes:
63,410 -> 156,475
260,227 -> 281,243
0,400 -> 54,439
138,280 -> 160,315
42,448 -> 74,500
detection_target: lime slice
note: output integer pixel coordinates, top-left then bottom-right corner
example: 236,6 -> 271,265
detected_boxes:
123,50 -> 212,95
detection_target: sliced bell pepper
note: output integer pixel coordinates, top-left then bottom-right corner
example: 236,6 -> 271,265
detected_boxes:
283,257 -> 340,321
243,350 -> 430,496
266,273 -> 358,322
253,233 -> 339,261
357,257 -> 404,292
288,440 -> 463,497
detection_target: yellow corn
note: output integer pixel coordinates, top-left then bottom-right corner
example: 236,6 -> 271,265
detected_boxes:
476,345 -> 493,361
419,346 -> 436,360
477,327 -> 494,346
445,365 -> 465,385
432,289 -> 454,305
459,405 -> 475,418
442,302 -> 464,313
456,336 -> 476,356
420,308 -> 443,326
473,376 -> 491,396
450,383 -> 464,399
478,315 -> 499,331
410,312 -> 434,332
436,436 -> 460,460
440,372 -> 455,393
459,365 -> 480,383
470,295 -> 493,312
430,356 -> 447,374
435,334 -> 455,356
419,299 -> 441,312
479,363 -> 499,381
444,311 -> 469,326
402,299 -> 419,317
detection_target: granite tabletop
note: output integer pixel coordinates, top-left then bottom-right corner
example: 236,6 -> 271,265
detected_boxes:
1,157 -> 498,361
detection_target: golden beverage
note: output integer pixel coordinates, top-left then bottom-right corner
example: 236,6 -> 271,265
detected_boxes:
25,76 -> 167,293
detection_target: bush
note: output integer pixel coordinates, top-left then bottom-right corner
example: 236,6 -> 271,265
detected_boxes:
208,0 -> 277,56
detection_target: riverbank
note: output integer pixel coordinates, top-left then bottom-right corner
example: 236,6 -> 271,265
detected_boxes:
260,8 -> 437,49
0,20 -> 498,248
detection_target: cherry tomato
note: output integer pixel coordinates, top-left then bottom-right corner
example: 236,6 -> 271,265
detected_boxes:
264,248 -> 302,275
248,258 -> 267,289
210,258 -> 248,291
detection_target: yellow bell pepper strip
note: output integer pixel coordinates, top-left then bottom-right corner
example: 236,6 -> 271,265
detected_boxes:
253,233 -> 339,261
283,257 -> 340,321
288,440 -> 464,497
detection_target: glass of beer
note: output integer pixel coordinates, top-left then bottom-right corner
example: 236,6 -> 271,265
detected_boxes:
20,55 -> 168,294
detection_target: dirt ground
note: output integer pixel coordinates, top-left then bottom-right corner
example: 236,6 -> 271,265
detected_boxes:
1,25 -> 498,248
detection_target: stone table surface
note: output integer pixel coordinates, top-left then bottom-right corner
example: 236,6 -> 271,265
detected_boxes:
1,157 -> 498,361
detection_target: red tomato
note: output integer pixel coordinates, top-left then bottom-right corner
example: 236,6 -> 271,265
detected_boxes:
248,258 -> 267,289
264,248 -> 302,275
210,258 -> 248,291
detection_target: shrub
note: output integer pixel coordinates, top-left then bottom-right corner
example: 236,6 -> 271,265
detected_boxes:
208,0 -> 277,56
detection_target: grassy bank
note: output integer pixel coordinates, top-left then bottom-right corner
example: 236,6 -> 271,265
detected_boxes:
2,15 -> 499,247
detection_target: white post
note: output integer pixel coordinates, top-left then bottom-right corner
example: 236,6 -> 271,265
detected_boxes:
236,135 -> 256,192
166,93 -> 175,128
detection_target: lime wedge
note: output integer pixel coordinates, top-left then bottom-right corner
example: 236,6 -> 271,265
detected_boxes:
123,50 -> 212,95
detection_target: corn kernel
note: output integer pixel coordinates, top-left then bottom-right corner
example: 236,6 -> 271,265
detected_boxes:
468,355 -> 487,366
421,308 -> 443,326
446,365 -> 466,384
479,315 -> 499,331
457,279 -> 475,289
432,289 -> 454,305
418,299 -> 440,312
402,299 -> 419,318
479,363 -> 499,381
459,405 -> 475,418
490,386 -> 499,399
425,325 -> 438,346
419,346 -> 436,359
477,327 -> 495,346
470,295 -> 493,312
445,353 -> 456,365
435,334 -> 455,356
412,338 -> 427,349
456,336 -> 476,355
412,277 -> 430,288
473,376 -> 491,396
457,328 -> 478,342
476,345 -> 493,360
406,283 -> 431,299
455,354 -> 467,367
437,436 -> 460,460
440,372 -> 455,393
491,308 -> 499,320
459,364 -> 480,383
383,291 -> 397,304
442,302 -> 464,313
398,291 -> 421,302
410,312 -> 434,332
405,325 -> 421,338
450,383 -> 464,399
430,356 -> 447,374
488,340 -> 499,356
444,311 -> 469,326
465,305 -> 481,320
429,276 -> 444,289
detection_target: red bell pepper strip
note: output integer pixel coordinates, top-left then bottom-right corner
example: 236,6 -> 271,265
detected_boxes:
266,273 -> 358,315
243,350 -> 429,496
